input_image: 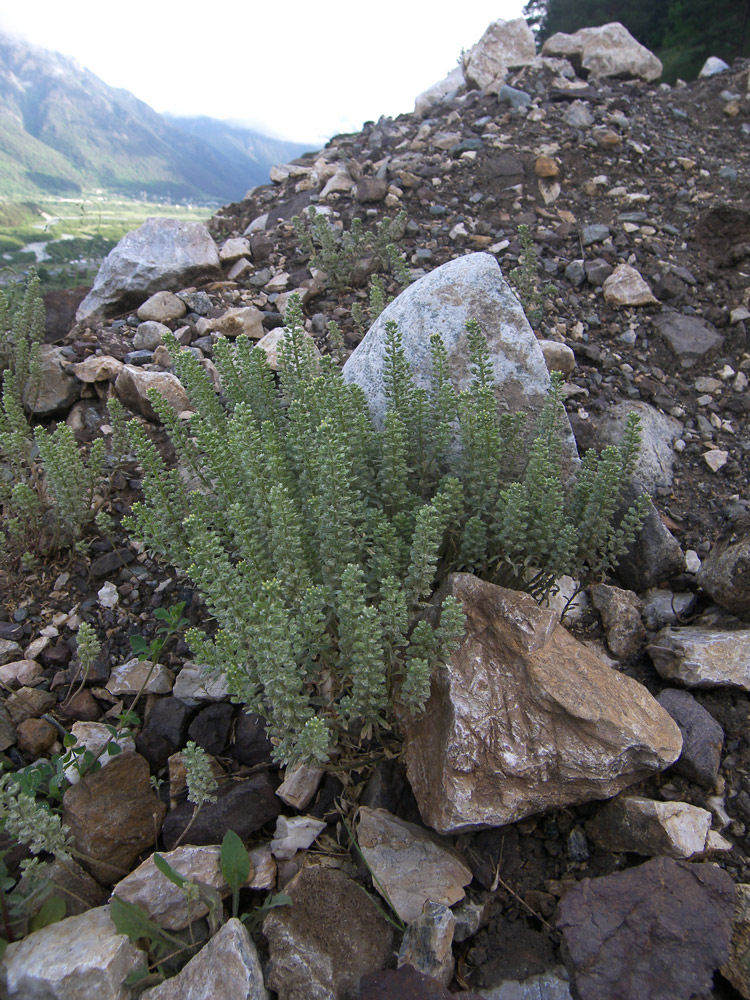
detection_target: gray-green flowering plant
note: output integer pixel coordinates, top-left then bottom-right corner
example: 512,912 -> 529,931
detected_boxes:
292,207 -> 409,291
124,295 -> 647,768
0,274 -> 130,573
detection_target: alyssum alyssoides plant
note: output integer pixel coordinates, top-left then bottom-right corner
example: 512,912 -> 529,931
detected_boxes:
124,295 -> 648,768
0,270 -> 129,571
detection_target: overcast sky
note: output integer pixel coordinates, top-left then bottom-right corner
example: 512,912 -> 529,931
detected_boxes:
0,1 -> 527,144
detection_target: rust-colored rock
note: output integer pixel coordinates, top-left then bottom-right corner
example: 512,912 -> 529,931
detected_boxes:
403,575 -> 682,834
63,751 -> 166,885
535,156 -> 559,178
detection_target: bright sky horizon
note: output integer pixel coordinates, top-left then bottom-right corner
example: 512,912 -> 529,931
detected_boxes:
0,1 -> 527,146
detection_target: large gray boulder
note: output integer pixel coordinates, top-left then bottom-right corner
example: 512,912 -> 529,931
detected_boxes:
342,252 -> 578,476
542,22 -> 663,82
76,218 -> 221,322
462,18 -> 537,90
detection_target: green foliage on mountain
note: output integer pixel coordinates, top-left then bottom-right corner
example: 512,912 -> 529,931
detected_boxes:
524,0 -> 750,81
0,32 -> 312,202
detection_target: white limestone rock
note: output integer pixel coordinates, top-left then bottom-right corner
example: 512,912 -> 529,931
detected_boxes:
542,22 -> 663,82
106,657 -> 174,696
699,57 -> 730,77
270,815 -> 327,860
140,918 -> 268,1000
63,721 -> 136,784
173,661 -> 230,706
357,807 -> 473,923
463,18 -> 537,90
415,66 -> 466,116
0,905 -> 145,1000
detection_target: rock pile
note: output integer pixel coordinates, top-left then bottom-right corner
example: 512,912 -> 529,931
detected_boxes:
3,18 -> 750,1000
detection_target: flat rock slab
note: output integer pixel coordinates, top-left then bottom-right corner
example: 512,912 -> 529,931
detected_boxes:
357,807 -> 472,923
77,218 -> 221,321
113,845 -> 258,930
648,625 -> 750,690
140,918 -> 267,1000
264,865 -> 393,1000
342,252 -> 577,481
556,857 -> 735,1000
0,905 -> 145,1000
653,310 -> 723,367
403,574 -> 682,834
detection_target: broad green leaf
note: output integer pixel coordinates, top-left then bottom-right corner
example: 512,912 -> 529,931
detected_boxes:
30,895 -> 66,932
220,830 -> 250,892
109,895 -> 177,957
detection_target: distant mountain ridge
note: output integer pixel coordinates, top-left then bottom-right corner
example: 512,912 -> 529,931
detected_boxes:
0,32 -> 312,202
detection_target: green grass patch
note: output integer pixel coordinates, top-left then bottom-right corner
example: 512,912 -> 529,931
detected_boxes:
0,192 -> 214,292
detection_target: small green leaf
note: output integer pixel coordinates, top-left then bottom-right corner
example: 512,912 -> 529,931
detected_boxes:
129,635 -> 149,656
220,830 -> 250,892
30,895 -> 66,931
153,853 -> 187,889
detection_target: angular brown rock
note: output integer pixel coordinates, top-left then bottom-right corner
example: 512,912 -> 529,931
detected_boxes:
403,575 -> 682,834
63,751 -> 166,885
264,865 -> 393,1000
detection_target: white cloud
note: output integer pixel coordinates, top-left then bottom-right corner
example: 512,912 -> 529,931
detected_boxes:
0,1 -> 527,143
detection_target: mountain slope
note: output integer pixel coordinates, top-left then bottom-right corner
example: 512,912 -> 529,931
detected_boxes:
163,115 -> 310,183
0,32 -> 312,202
